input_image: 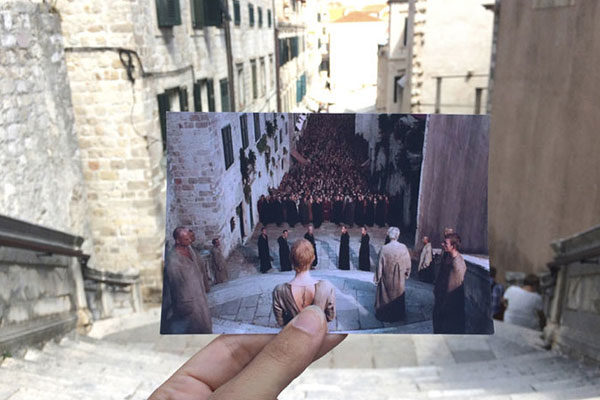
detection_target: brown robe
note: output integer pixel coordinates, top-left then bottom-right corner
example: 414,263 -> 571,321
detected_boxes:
165,246 -> 212,333
210,246 -> 229,284
375,241 -> 411,322
272,280 -> 336,327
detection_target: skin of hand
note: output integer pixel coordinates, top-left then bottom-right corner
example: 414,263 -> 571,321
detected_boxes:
149,305 -> 346,400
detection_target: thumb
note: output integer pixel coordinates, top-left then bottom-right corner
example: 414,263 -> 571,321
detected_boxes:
210,305 -> 328,400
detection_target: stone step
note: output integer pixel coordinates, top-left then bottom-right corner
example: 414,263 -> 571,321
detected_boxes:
1,386 -> 78,400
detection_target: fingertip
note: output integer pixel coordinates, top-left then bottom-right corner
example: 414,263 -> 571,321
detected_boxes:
291,305 -> 327,335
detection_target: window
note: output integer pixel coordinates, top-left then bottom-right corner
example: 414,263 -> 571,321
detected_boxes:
248,3 -> 254,27
260,57 -> 266,96
394,75 -> 405,103
403,17 -> 408,47
193,80 -> 203,111
253,113 -> 261,142
236,63 -> 245,109
251,59 -> 258,99
240,114 -> 249,149
156,0 -> 182,27
220,78 -> 230,111
221,124 -> 234,169
233,0 -> 241,25
267,9 -> 272,27
207,78 -> 216,111
317,13 -> 321,22
157,86 -> 188,151
279,129 -> 282,144
190,0 -> 222,29
258,7 -> 263,27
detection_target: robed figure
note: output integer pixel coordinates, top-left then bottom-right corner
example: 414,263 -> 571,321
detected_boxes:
313,200 -> 323,228
374,228 -> 411,322
304,230 -> 318,267
359,230 -> 371,272
165,229 -> 212,334
278,233 -> 292,272
258,229 -> 272,273
344,198 -> 355,227
365,198 -> 375,227
299,198 -> 309,225
338,228 -> 350,270
210,240 -> 229,284
287,198 -> 299,227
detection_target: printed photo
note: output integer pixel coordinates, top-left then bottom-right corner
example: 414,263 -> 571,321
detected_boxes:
160,112 -> 491,334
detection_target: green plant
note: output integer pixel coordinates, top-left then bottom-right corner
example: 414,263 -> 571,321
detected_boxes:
243,182 -> 252,203
256,135 -> 268,153
282,146 -> 288,155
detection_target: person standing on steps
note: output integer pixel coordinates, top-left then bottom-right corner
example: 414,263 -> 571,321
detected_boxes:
165,227 -> 212,334
278,229 -> 292,272
258,227 -> 273,273
210,238 -> 229,284
338,225 -> 350,270
358,226 -> 371,272
303,224 -> 318,269
374,227 -> 411,322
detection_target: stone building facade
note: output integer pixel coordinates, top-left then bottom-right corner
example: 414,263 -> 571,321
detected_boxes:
0,2 -> 90,350
376,0 -> 494,114
166,112 -> 297,255
54,0 -> 278,293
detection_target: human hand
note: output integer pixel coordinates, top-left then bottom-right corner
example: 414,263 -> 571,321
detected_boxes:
149,305 -> 346,400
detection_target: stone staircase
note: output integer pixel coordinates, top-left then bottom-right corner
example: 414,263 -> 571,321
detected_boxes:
1,318 -> 599,399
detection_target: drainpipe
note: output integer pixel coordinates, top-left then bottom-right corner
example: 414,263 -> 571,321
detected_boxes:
223,0 -> 236,111
273,0 -> 282,112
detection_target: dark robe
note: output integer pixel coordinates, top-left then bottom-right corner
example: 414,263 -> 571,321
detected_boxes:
258,234 -> 272,273
344,201 -> 355,227
323,200 -> 332,221
359,233 -> 370,271
307,200 -> 313,222
281,200 -> 288,224
365,200 -> 375,227
287,199 -> 298,227
278,236 -> 291,271
375,200 -> 385,227
433,253 -> 466,333
333,200 -> 343,224
338,232 -> 350,270
299,200 -> 309,225
274,200 -> 283,226
313,202 -> 323,228
258,198 -> 267,225
304,232 -> 318,267
354,200 -> 364,227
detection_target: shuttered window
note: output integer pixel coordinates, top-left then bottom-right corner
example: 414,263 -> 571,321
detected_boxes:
220,78 -> 230,112
193,80 -> 203,111
207,79 -> 216,111
267,9 -> 271,27
191,0 -> 222,28
233,0 -> 241,25
179,86 -> 189,111
251,59 -> 257,99
258,7 -> 263,27
240,114 -> 249,149
248,3 -> 254,27
156,0 -> 182,27
253,113 -> 261,142
157,93 -> 170,151
221,124 -> 234,170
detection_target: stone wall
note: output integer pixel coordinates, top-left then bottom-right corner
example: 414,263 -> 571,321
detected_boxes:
416,114 -> 489,254
0,2 -> 91,248
166,112 -> 292,256
489,0 -> 600,278
54,0 -> 277,292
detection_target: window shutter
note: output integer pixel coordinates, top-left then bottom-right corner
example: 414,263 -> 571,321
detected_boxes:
296,79 -> 301,103
240,114 -> 249,149
156,0 -> 182,27
258,7 -> 262,27
157,93 -> 171,151
234,0 -> 241,25
207,79 -> 216,111
204,0 -> 222,27
220,78 -> 230,112
179,86 -> 189,111
191,0 -> 204,29
254,113 -> 261,141
193,81 -> 202,111
249,4 -> 254,27
268,9 -> 271,27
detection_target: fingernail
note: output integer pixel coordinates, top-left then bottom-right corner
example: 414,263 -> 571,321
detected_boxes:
292,305 -> 324,335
